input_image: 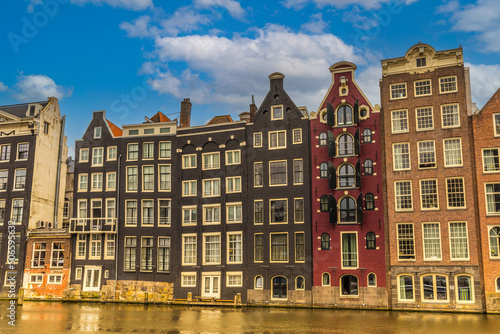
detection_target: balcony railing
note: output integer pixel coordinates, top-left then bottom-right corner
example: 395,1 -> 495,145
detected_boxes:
69,218 -> 117,233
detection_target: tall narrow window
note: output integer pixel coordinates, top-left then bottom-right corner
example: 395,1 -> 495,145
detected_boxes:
127,143 -> 139,160
158,237 -> 171,272
489,227 -> 500,258
141,237 -> 153,271
391,110 -> 408,133
204,234 -> 221,264
337,105 -> 353,126
393,143 -> 410,170
143,143 -> 154,159
449,222 -> 469,260
159,165 -> 171,191
295,232 -> 305,262
159,200 -> 171,226
126,200 -> 137,225
293,159 -> 303,184
397,223 -> 415,260
142,200 -> 154,226
11,199 -> 24,223
441,104 -> 460,128
443,138 -> 462,167
420,179 -> 438,210
294,199 -> 304,223
143,166 -> 154,191
90,235 -> 101,259
254,162 -> 263,186
127,166 -> 138,191
366,232 -> 376,249
321,233 -> 330,250
17,143 -> 29,160
338,134 -> 354,156
398,275 -> 414,301
338,164 -> 355,188
92,147 -> 103,166
271,233 -> 288,262
254,234 -> 264,262
418,141 -> 436,169
483,148 -> 500,172
364,159 -> 373,175
159,142 -> 171,159
254,200 -> 263,224
341,233 -> 357,267
416,107 -> 433,131
319,132 -> 327,146
362,129 -> 372,143
51,242 -> 65,267
228,233 -> 242,263
339,197 -> 356,223
485,183 -> 500,215
14,169 -> 26,190
365,193 -> 375,210
183,235 -> 197,265
320,162 -> 328,178
395,181 -> 412,211
124,237 -> 137,271
446,178 -> 465,209
422,223 -> 441,260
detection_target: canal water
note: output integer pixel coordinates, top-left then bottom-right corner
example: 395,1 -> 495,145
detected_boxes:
0,301 -> 499,333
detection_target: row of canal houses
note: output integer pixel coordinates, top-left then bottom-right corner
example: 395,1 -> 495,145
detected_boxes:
1,43 -> 500,313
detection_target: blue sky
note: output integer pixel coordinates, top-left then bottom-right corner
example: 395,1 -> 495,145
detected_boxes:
1,0 -> 499,155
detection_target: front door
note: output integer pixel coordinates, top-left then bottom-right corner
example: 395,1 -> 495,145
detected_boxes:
202,274 -> 220,299
83,266 -> 101,292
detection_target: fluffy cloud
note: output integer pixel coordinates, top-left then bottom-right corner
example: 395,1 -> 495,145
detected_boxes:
283,0 -> 418,10
70,0 -> 153,11
301,13 -> 328,34
13,74 -> 73,101
194,0 -> 245,19
0,82 -> 8,92
466,63 -> 500,108
356,64 -> 381,105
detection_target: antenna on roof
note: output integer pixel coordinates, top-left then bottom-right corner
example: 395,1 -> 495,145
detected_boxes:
252,95 -> 255,104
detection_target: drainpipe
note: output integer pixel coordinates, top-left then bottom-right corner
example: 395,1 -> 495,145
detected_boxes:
53,115 -> 66,228
114,154 -> 121,300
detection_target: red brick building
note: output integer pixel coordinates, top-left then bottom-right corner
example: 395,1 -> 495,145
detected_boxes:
472,88 -> 500,313
310,62 -> 387,308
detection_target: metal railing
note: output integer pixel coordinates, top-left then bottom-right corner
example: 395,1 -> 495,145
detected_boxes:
69,218 -> 117,233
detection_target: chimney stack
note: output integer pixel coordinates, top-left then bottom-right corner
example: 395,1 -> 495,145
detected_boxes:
249,95 -> 257,122
239,111 -> 250,123
268,72 -> 285,90
180,98 -> 191,128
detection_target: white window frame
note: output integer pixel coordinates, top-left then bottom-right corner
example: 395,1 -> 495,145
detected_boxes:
92,147 -> 103,166
449,221 -> 469,261
395,180 -> 413,212
225,150 -> 241,165
417,140 -> 436,169
227,232 -> 243,264
271,105 -> 284,120
414,79 -> 432,97
203,204 -> 221,225
159,141 -> 172,159
420,178 -> 439,211
182,180 -> 197,196
415,106 -> 434,131
182,205 -> 197,226
253,132 -> 263,148
182,234 -> 197,266
226,271 -> 243,287
293,128 -> 302,144
422,222 -> 442,261
390,82 -> 407,100
91,173 -> 103,191
226,176 -> 242,193
94,127 -> 102,139
202,178 -> 220,197
181,272 -> 197,287
202,232 -> 221,265
443,138 -> 463,167
106,172 -> 116,191
439,76 -> 458,94
202,152 -> 220,170
391,109 -> 409,134
268,130 -> 286,150
226,202 -> 242,224
79,148 -> 89,163
78,173 -> 88,192
107,146 -> 117,161
441,104 -> 460,129
482,148 -> 500,173
182,154 -> 197,169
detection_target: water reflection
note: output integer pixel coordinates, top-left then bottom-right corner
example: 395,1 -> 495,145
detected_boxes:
0,301 -> 498,333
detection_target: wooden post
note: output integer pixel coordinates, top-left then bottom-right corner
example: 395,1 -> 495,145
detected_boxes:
18,289 -> 24,305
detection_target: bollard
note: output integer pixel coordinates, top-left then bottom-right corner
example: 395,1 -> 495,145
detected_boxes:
187,292 -> 192,302
18,288 -> 24,305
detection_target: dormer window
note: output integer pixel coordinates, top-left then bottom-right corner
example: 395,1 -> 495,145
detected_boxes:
29,106 -> 35,116
94,127 -> 102,139
416,57 -> 426,67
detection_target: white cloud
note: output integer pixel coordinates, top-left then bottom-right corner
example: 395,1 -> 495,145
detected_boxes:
160,7 -> 212,36
283,0 -> 418,10
120,15 -> 160,37
0,82 -> 8,92
281,0 -> 309,10
194,0 -> 245,19
70,0 -> 153,11
301,13 -> 328,34
466,62 -> 500,109
356,64 -> 381,105
436,0 -> 459,14
13,74 -> 73,101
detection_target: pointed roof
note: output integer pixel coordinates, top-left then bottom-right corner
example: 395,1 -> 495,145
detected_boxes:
0,100 -> 49,118
150,111 -> 171,123
106,119 -> 122,137
207,115 -> 234,125
479,87 -> 500,115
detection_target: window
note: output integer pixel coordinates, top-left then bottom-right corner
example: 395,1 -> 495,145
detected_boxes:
142,200 -> 154,226
80,148 -> 89,162
106,198 -> 116,221
182,154 -> 196,168
158,237 -> 170,272
271,233 -> 288,262
337,105 -> 353,126
107,146 -> 117,161
0,170 -> 7,191
495,114 -> 500,136
294,198 -> 304,223
254,133 -> 262,147
78,200 -> 87,220
181,273 -> 196,287
443,138 -> 463,167
362,129 -> 372,143
76,235 -> 86,259
94,127 -> 102,139
422,274 -> 448,302
183,235 -> 197,265
416,107 -> 433,131
226,176 -> 241,193
483,148 -> 500,172
32,242 -> 46,268
92,147 -> 103,166
393,143 -> 410,170
395,181 -> 413,211
90,234 -> 101,259
489,227 -> 500,258
446,178 -> 465,209
456,275 -> 473,302
203,205 -> 220,224
63,198 -> 70,219
203,152 -> 220,170
227,273 -> 243,287
182,180 -> 197,196
418,141 -> 436,169
228,233 -> 242,263
321,233 -> 330,250
390,83 -> 407,100
203,234 -> 221,264
449,222 -> 469,260
126,166 -> 138,191
397,223 -> 415,260
420,179 -> 438,210
391,110 -> 408,133
366,232 -> 376,249
320,162 -> 328,178
441,104 -> 460,128
127,143 -> 139,160
227,203 -> 242,223
51,242 -> 65,267
143,142 -> 154,160
296,276 -> 305,290
226,150 -> 240,165
322,273 -> 330,286
341,275 -> 358,296
398,275 -> 414,301
159,165 -> 171,191
29,274 -> 43,284
254,162 -> 263,186
368,273 -> 377,287
293,129 -> 302,144
125,200 -> 137,225
365,193 -> 375,210
423,223 -> 441,260
414,79 -> 431,96
254,234 -> 263,262
320,195 -> 329,212
17,143 -> 29,160
11,199 -> 23,224
270,199 -> 287,223
203,178 -> 220,197
339,197 -> 356,223
141,237 -> 153,271
485,183 -> 500,215
497,277 -> 500,292
124,237 -> 137,271
14,169 -> 26,190
319,132 -> 327,146
182,206 -> 197,225
269,130 -> 286,149
272,276 -> 287,299
105,172 -> 116,191
142,166 -> 154,191
293,159 -> 303,184
158,200 -> 171,226
272,105 -> 283,120
364,159 -> 373,175
439,76 -> 457,93
338,134 -> 354,156
78,174 -> 88,191
105,234 -> 115,259
0,144 -> 10,161
341,233 -> 357,267
159,142 -> 171,159
48,275 -> 62,285
254,200 -> 263,224
295,232 -> 305,262
91,173 -> 103,191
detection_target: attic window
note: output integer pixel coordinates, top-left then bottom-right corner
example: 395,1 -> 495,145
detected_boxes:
128,130 -> 139,136
94,127 -> 102,139
144,129 -> 154,135
29,106 -> 35,116
43,122 -> 49,134
416,57 -> 426,67
160,127 -> 170,134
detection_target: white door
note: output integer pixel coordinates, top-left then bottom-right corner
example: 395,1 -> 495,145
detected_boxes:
83,267 -> 101,292
202,275 -> 220,298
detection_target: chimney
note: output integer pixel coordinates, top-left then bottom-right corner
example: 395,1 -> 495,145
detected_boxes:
249,95 -> 257,122
239,111 -> 250,123
179,98 -> 191,128
268,72 -> 285,90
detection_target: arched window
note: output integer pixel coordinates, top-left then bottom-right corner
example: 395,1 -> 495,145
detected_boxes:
320,162 -> 328,178
63,198 -> 70,219
363,128 -> 372,143
296,276 -> 305,290
272,276 -> 287,299
496,277 -> 500,292
320,195 -> 329,212
422,274 -> 448,301
366,232 -> 376,249
341,275 -> 358,295
456,275 -> 473,302
364,159 -> 373,175
338,134 -> 354,156
338,163 -> 355,188
322,273 -> 330,286
398,275 -> 414,301
368,273 -> 376,287
365,193 -> 375,210
255,275 -> 263,289
339,197 -> 356,223
321,233 -> 330,250
337,105 -> 353,126
319,132 -> 327,146
489,227 -> 500,257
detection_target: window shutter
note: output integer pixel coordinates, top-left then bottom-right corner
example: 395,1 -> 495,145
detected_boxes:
354,128 -> 360,155
354,99 -> 359,124
357,193 -> 363,224
327,130 -> 335,157
327,101 -> 335,126
356,160 -> 361,188
329,194 -> 337,224
328,161 -> 336,190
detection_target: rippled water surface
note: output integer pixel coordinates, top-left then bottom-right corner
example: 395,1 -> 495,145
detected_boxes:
1,301 -> 499,333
